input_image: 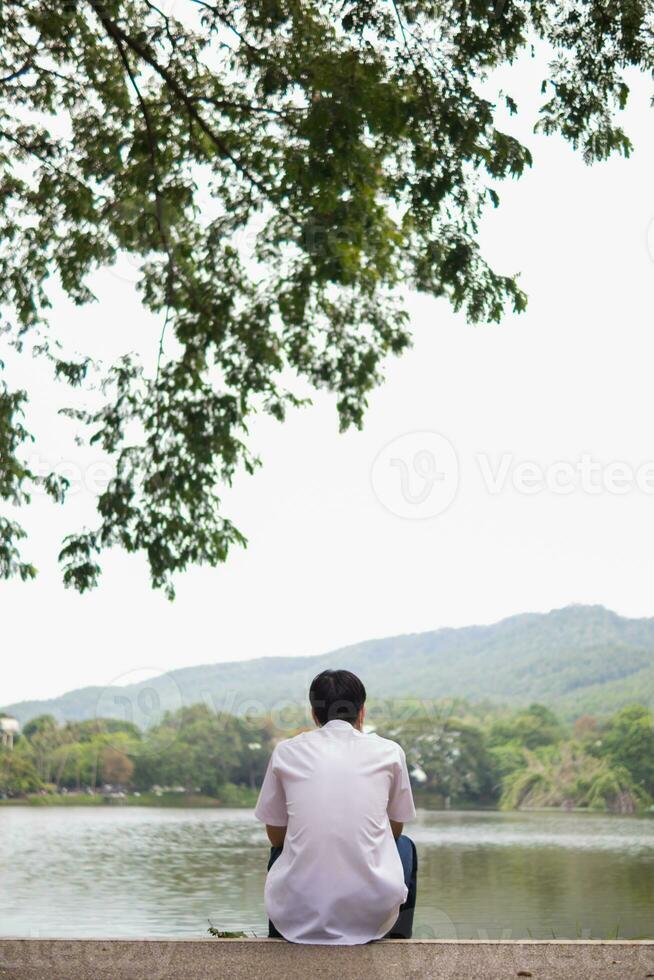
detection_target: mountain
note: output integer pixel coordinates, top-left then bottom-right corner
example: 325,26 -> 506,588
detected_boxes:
4,605 -> 654,727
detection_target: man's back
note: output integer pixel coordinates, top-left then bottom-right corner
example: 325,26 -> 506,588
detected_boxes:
254,718 -> 416,944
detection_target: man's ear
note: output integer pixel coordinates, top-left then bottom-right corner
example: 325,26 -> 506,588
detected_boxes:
358,704 -> 366,729
311,709 -> 321,728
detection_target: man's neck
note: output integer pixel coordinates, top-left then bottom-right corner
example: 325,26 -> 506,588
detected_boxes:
319,719 -> 363,732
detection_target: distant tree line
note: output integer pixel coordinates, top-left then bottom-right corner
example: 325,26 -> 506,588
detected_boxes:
1,702 -> 653,814
381,703 -> 654,813
0,706 -> 275,801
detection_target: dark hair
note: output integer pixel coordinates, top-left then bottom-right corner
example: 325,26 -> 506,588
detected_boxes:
309,669 -> 367,726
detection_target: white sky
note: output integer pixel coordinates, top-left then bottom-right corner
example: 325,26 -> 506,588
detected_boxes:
3,53 -> 654,707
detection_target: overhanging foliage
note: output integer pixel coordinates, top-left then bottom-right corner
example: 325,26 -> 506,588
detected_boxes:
1,1 -> 651,594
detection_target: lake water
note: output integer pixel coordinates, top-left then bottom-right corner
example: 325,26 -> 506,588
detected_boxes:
1,807 -> 653,940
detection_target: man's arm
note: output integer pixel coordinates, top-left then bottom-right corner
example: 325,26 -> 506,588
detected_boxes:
254,747 -> 288,840
266,824 -> 287,847
387,746 -> 416,837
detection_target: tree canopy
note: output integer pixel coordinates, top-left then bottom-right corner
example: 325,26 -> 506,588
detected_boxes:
2,700 -> 652,813
1,1 -> 651,595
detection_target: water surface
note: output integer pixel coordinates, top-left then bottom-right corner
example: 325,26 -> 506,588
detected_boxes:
1,807 -> 652,939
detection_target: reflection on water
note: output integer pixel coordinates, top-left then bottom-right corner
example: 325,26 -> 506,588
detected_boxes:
0,807 -> 652,939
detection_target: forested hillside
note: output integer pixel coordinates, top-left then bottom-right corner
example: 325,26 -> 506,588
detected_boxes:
4,605 -> 654,726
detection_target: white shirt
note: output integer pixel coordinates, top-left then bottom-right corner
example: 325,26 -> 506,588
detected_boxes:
254,720 -> 416,945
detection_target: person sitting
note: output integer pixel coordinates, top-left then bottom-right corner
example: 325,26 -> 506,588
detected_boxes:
254,668 -> 417,945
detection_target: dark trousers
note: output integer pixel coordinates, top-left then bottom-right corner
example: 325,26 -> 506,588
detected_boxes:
267,834 -> 417,940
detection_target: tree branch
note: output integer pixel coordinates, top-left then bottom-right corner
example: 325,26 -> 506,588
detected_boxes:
102,20 -> 179,460
106,24 -> 177,302
87,0 -> 283,209
188,0 -> 266,58
0,128 -> 95,197
0,60 -> 33,84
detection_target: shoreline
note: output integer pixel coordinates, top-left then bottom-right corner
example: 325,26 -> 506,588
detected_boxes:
0,791 -> 257,809
2,792 -> 652,815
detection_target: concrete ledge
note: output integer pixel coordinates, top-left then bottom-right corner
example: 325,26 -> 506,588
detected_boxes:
1,939 -> 653,980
